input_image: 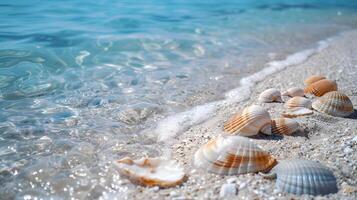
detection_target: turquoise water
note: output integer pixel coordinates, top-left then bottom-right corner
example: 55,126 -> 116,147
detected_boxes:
1,0 -> 357,199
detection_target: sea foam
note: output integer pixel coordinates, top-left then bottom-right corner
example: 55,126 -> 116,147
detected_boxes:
156,38 -> 331,141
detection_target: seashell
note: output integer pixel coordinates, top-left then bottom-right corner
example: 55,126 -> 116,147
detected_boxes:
281,87 -> 304,97
304,79 -> 337,97
284,97 -> 312,109
194,135 -> 277,175
281,107 -> 313,118
258,88 -> 283,103
304,75 -> 326,86
115,157 -> 186,188
264,159 -> 338,195
224,105 -> 271,136
312,91 -> 354,117
271,118 -> 299,135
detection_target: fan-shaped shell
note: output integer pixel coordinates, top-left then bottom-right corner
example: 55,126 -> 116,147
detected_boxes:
258,88 -> 283,103
224,105 -> 271,136
312,91 -> 354,117
284,97 -> 312,109
270,159 -> 338,195
304,79 -> 337,97
281,107 -> 313,118
271,118 -> 299,135
194,135 -> 277,175
115,157 -> 186,188
282,87 -> 304,97
304,75 -> 326,86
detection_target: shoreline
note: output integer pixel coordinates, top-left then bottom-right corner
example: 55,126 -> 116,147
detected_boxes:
122,29 -> 357,199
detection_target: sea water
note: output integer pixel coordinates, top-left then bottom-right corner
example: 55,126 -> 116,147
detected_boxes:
1,0 -> 357,199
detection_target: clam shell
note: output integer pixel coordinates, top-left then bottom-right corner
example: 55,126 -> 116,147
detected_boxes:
115,157 -> 186,188
304,75 -> 326,86
224,105 -> 271,136
281,87 -> 304,97
258,88 -> 283,103
304,79 -> 337,97
194,135 -> 277,175
271,118 -> 299,135
284,97 -> 312,109
271,159 -> 338,195
312,91 -> 354,117
281,107 -> 313,118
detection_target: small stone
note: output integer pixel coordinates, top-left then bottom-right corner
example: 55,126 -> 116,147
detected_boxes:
169,191 -> 179,197
152,186 -> 159,192
238,182 -> 247,190
226,177 -> 237,183
341,182 -> 357,194
219,183 -> 237,198
39,136 -> 52,141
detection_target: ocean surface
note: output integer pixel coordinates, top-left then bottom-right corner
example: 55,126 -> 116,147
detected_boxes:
1,0 -> 357,199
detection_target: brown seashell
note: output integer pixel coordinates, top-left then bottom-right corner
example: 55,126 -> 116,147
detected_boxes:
312,91 -> 354,117
284,97 -> 312,109
224,105 -> 271,136
304,75 -> 326,86
271,118 -> 299,135
282,87 -> 304,97
258,88 -> 283,103
304,79 -> 337,97
115,157 -> 186,188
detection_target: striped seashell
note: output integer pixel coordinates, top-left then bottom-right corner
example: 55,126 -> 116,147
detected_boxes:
271,118 -> 299,135
115,157 -> 186,188
304,75 -> 326,86
281,87 -> 304,97
263,159 -> 338,195
312,91 -> 354,117
194,135 -> 277,175
284,96 -> 312,109
224,105 -> 272,136
281,107 -> 313,118
304,79 -> 337,97
258,88 -> 283,103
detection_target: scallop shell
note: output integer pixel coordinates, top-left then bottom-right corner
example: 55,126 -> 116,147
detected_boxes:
194,135 -> 277,175
271,118 -> 299,135
312,91 -> 354,117
115,157 -> 186,188
284,97 -> 312,109
281,87 -> 304,97
304,75 -> 326,86
258,88 -> 283,103
304,79 -> 337,97
268,159 -> 338,195
224,105 -> 272,136
281,107 -> 313,118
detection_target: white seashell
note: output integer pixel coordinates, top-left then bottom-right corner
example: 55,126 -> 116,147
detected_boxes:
271,118 -> 299,135
258,88 -> 283,103
224,105 -> 272,136
281,107 -> 313,118
267,159 -> 338,195
312,91 -> 354,117
114,157 -> 186,188
284,97 -> 312,109
194,135 -> 277,175
220,183 -> 237,198
281,87 -> 304,97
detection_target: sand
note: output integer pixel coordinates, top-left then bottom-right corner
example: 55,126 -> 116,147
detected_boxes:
120,30 -> 357,200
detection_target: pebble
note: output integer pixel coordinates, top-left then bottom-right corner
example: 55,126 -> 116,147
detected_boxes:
226,177 -> 237,183
169,191 -> 179,197
219,183 -> 237,198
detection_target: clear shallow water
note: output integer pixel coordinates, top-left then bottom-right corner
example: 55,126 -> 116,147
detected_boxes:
1,0 -> 357,199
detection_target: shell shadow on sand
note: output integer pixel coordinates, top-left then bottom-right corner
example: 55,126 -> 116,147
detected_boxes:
347,109 -> 357,119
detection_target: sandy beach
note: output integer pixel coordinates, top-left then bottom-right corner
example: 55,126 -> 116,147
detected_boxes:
120,29 -> 357,200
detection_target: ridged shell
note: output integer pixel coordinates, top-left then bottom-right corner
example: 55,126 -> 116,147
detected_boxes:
304,79 -> 337,97
271,118 -> 299,135
284,97 -> 312,109
282,87 -> 304,97
281,107 -> 313,118
115,157 -> 186,188
312,91 -> 354,117
258,88 -> 283,103
224,105 -> 272,136
304,75 -> 326,86
194,135 -> 277,175
271,159 -> 338,195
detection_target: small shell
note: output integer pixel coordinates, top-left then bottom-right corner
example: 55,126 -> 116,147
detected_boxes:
281,107 -> 313,118
284,97 -> 312,109
270,159 -> 338,195
304,75 -> 326,86
281,87 -> 304,97
271,118 -> 299,135
194,135 -> 277,175
115,157 -> 186,188
312,91 -> 354,117
224,105 -> 271,136
304,79 -> 337,97
258,88 -> 283,103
